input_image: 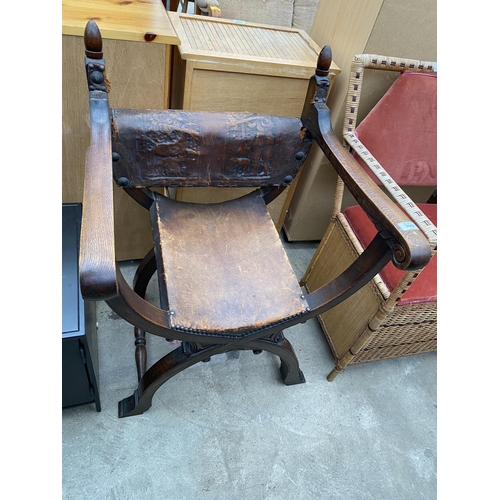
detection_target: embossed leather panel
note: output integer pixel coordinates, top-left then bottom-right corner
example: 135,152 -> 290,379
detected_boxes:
111,109 -> 312,188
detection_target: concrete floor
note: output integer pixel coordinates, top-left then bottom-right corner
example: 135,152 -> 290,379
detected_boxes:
62,238 -> 437,500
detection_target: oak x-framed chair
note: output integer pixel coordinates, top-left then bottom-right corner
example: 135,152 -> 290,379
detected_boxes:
79,21 -> 432,417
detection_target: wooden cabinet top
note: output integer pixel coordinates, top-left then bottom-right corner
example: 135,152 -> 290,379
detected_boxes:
168,12 -> 340,79
62,0 -> 180,45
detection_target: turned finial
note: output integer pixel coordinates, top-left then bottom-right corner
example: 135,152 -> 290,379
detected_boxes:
84,20 -> 109,92
84,20 -> 103,59
316,46 -> 332,77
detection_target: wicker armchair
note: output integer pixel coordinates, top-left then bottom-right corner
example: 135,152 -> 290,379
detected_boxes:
301,54 -> 437,381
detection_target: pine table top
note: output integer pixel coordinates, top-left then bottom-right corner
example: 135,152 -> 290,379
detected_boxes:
62,0 -> 180,45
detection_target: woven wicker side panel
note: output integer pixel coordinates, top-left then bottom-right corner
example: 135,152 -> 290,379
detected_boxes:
303,217 -> 383,360
353,302 -> 437,363
364,316 -> 436,351
352,340 -> 437,364
381,301 -> 437,327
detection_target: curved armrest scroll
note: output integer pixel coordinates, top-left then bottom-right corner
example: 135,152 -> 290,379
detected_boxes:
79,94 -> 118,300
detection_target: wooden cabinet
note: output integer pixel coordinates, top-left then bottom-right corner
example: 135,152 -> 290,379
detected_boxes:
167,12 -> 340,229
62,0 -> 180,260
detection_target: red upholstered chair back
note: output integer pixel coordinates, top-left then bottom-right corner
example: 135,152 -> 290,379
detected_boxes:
353,72 -> 437,187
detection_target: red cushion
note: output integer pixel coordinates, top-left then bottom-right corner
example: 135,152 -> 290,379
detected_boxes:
353,72 -> 437,187
344,203 -> 437,306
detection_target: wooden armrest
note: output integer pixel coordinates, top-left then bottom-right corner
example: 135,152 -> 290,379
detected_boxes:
301,58 -> 431,272
314,104 -> 430,270
79,94 -> 118,300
